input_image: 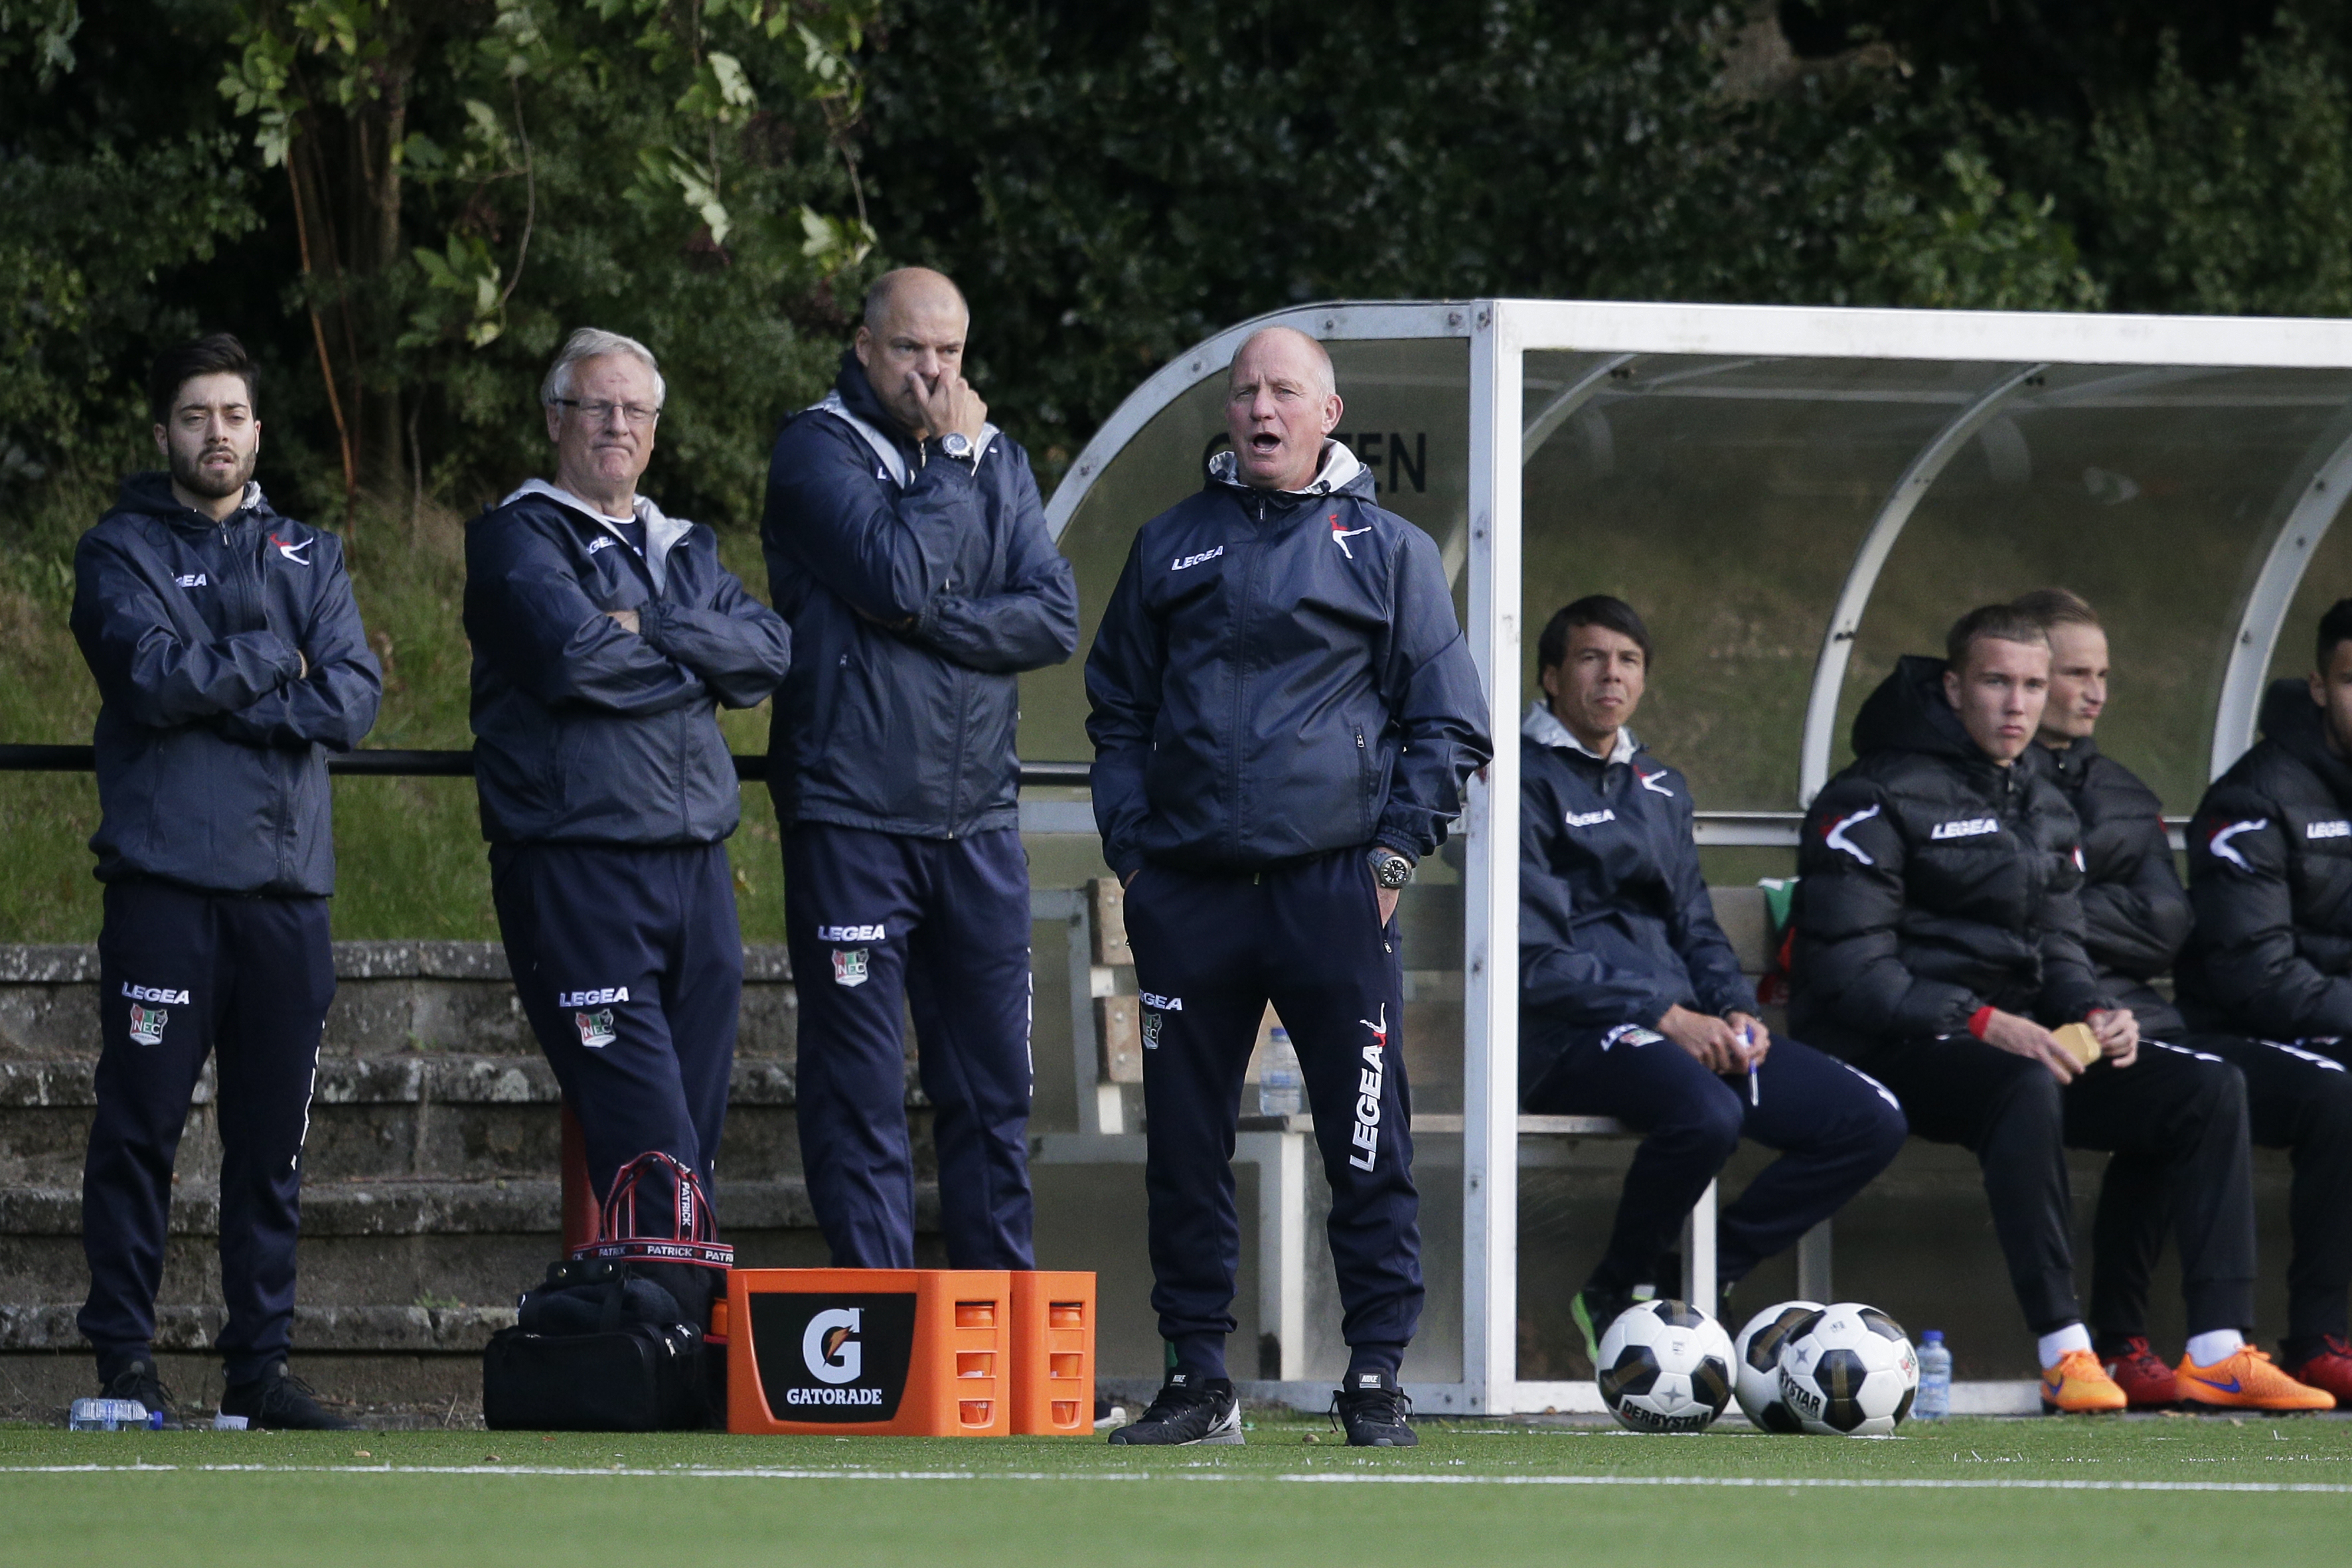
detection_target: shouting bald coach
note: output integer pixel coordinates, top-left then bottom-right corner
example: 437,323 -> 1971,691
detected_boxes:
1088,327 -> 1490,1447
761,268 -> 1078,1271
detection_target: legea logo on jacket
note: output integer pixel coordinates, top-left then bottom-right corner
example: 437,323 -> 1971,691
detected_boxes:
122,982 -> 191,1005
174,572 -> 208,588
2308,820 -> 2351,841
270,532 -> 311,565
559,986 -> 629,1007
1930,817 -> 2000,840
1563,808 -> 1616,829
818,923 -> 886,943
1170,546 -> 1223,572
1328,510 -> 1372,560
1822,803 -> 1882,865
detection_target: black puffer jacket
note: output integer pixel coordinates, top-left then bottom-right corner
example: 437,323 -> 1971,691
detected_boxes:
2177,678 -> 2352,1039
71,473 -> 381,896
1789,655 -> 2106,1059
2031,737 -> 2191,1038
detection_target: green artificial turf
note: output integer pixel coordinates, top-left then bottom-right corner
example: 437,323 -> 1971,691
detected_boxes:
2,1416 -> 2347,1567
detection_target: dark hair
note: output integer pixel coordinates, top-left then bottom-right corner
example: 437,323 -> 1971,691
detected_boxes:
2317,599 -> 2352,671
1945,603 -> 2049,670
1537,595 -> 1652,672
147,333 -> 258,426
2009,587 -> 2100,631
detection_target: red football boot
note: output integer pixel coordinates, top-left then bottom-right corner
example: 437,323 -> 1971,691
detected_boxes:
2101,1336 -> 2178,1410
2284,1335 -> 2352,1404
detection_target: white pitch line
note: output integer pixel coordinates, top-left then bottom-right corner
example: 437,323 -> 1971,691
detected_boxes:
1,1464 -> 2349,1495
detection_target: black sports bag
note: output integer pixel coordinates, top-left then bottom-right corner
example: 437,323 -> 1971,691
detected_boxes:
483,1152 -> 733,1431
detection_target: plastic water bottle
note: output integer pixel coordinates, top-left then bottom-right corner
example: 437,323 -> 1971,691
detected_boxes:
1258,1026 -> 1304,1117
1914,1330 -> 1952,1419
68,1397 -> 157,1431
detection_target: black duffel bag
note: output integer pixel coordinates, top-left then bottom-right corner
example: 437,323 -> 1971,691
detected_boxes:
484,1152 -> 732,1431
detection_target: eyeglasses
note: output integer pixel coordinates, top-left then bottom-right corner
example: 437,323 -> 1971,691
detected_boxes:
551,398 -> 662,427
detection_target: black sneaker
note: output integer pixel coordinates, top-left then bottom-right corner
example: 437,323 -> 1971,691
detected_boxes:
220,1362 -> 358,1431
1106,1372 -> 1242,1446
99,1358 -> 185,1430
1330,1370 -> 1417,1447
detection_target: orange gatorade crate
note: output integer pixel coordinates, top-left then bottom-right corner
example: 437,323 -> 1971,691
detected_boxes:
1010,1272 -> 1097,1435
728,1268 -> 1012,1436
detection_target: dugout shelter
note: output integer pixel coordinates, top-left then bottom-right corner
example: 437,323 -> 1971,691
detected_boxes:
1020,298 -> 2352,1417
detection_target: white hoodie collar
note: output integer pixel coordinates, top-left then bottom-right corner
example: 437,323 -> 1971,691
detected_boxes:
1208,439 -> 1365,498
1524,697 -> 1636,765
503,477 -> 694,593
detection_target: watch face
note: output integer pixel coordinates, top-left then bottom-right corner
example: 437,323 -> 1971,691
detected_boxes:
942,433 -> 971,457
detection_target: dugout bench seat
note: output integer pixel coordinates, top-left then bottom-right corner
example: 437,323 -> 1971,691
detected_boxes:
1028,878 -> 1834,1381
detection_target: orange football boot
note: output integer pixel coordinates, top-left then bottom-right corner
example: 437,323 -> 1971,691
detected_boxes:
2175,1346 -> 2335,1412
2040,1348 -> 2129,1414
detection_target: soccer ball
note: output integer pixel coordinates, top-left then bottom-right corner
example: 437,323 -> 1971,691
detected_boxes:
1776,1302 -> 1919,1435
1595,1299 -> 1735,1433
1731,1300 -> 1822,1433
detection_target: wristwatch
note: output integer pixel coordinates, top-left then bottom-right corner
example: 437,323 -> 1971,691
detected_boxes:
1369,848 -> 1415,890
939,431 -> 975,463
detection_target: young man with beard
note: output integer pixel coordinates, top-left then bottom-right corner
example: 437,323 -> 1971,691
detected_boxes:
2017,588 -> 2343,1408
2173,597 -> 2352,1402
1087,327 -> 1489,1447
1519,596 -> 1907,1359
759,268 -> 1077,1275
1791,605 -> 2325,1412
469,328 -> 791,1326
70,333 -> 382,1429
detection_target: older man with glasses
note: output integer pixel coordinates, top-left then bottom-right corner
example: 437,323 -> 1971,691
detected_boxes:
466,327 -> 791,1328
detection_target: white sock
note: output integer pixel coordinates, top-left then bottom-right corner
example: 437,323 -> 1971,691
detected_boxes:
2037,1324 -> 2092,1366
2185,1328 -> 2245,1369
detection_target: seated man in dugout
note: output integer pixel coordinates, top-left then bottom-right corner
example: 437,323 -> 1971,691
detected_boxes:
2170,595 -> 2352,1403
1790,603 -> 2329,1413
1517,595 -> 1907,1362
2016,588 -> 2352,1408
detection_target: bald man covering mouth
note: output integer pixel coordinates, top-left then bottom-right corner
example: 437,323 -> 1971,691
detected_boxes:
759,268 -> 1079,1275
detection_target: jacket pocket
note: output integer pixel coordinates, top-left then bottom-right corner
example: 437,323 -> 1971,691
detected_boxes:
1356,726 -> 1378,840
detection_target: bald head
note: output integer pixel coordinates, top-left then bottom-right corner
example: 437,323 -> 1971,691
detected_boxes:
1225,326 -> 1343,491
862,267 -> 968,335
1229,327 -> 1334,401
855,267 -> 977,438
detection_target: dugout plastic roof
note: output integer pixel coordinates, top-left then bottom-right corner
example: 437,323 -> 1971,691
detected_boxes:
1024,299 -> 2352,1414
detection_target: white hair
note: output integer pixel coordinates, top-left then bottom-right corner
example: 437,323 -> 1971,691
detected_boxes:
540,327 -> 666,408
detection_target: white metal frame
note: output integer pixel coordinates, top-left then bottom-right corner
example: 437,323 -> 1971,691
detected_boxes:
1044,297 -> 2352,1417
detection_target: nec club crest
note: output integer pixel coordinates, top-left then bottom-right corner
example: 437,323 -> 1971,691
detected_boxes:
832,949 -> 870,988
576,1008 -> 617,1049
128,1004 -> 169,1046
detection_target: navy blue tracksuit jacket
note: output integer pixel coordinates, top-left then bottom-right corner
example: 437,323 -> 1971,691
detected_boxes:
70,471 -> 380,1382
467,481 -> 790,1241
1517,700 -> 1904,1298
759,356 -> 1077,1271
1086,441 -> 1490,1381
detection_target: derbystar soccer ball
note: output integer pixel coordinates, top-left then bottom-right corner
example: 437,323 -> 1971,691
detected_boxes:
1595,1299 -> 1735,1433
1731,1300 -> 1823,1433
1776,1302 -> 1919,1435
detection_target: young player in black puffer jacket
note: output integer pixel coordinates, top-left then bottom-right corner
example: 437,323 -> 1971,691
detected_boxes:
2170,597 -> 2352,1402
2015,588 -> 2349,1409
1789,605 -> 2301,1411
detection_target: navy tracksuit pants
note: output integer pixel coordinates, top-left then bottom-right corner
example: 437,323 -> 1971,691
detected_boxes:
491,842 -> 741,1212
1522,1020 -> 1908,1298
1123,850 -> 1419,1381
785,823 -> 1035,1271
80,880 -> 335,1384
